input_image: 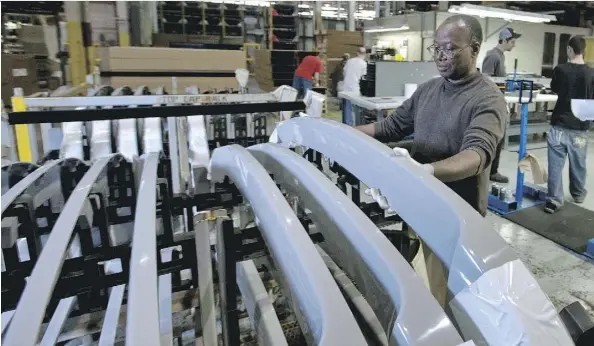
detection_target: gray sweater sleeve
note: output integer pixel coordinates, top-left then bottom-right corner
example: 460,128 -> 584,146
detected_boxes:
373,94 -> 415,142
460,94 -> 506,173
481,54 -> 500,77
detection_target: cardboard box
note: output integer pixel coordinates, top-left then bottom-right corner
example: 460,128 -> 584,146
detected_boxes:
1,54 -> 40,105
327,30 -> 363,58
100,47 -> 245,72
19,25 -> 49,56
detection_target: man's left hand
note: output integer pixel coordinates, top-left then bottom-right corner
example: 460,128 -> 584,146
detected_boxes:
392,147 -> 434,175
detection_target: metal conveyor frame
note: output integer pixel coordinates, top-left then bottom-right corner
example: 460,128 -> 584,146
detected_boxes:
274,116 -> 572,345
210,144 -> 368,345
248,143 -> 464,346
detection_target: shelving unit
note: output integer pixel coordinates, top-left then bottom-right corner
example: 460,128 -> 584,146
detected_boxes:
267,3 -> 297,51
158,1 -> 244,37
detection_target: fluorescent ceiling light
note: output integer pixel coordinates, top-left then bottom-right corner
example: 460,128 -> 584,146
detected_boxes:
448,4 -> 556,23
365,25 -> 410,33
298,4 -> 310,9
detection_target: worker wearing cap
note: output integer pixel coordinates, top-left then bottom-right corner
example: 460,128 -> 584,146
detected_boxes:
481,27 -> 522,184
482,27 -> 521,77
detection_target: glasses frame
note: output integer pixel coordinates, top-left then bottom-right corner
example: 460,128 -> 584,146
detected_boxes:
427,43 -> 472,59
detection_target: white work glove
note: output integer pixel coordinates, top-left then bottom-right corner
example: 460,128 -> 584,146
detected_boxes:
392,147 -> 434,175
364,187 -> 390,210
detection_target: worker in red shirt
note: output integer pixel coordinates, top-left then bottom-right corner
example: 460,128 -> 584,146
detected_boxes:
293,54 -> 323,98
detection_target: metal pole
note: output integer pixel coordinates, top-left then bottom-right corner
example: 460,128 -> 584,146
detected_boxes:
515,103 -> 528,206
216,216 -> 240,346
348,0 -> 356,31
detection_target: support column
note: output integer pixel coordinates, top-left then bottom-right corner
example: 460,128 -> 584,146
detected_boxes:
116,1 -> 130,46
141,1 -> 155,45
314,0 -> 323,32
65,1 -> 87,85
375,0 -> 381,18
348,0 -> 356,31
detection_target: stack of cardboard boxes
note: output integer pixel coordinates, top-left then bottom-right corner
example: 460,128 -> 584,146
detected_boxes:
99,47 -> 246,92
326,30 -> 364,58
1,54 -> 40,105
254,49 -> 274,91
325,30 -> 363,94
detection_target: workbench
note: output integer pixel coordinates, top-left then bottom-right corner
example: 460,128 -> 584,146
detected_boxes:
503,94 -> 558,149
338,92 -> 558,149
338,91 -> 407,125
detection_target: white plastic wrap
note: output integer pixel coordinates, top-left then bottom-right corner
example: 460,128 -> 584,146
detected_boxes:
571,99 -> 594,121
117,118 -> 139,161
235,68 -> 250,89
60,121 -> 84,160
450,259 -> 573,346
143,118 -> 163,154
304,90 -> 326,118
187,115 -> 210,167
90,120 -> 112,160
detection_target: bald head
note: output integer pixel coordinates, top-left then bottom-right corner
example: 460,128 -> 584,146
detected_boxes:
432,14 -> 483,80
439,14 -> 483,47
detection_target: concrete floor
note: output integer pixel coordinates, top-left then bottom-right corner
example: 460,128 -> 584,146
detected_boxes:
489,132 -> 594,316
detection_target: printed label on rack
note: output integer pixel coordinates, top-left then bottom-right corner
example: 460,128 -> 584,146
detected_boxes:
157,95 -> 230,105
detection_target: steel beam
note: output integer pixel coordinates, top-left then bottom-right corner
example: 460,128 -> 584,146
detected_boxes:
274,117 -> 571,345
98,285 -> 126,346
193,212 -> 218,346
159,248 -> 173,346
39,296 -> 78,346
3,156 -> 112,346
215,214 -> 240,346
248,143 -> 463,346
315,245 -> 387,345
236,260 -> 288,346
125,152 -> 161,346
210,144 -> 367,345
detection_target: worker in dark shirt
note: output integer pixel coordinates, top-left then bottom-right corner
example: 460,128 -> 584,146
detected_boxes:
481,28 -> 522,184
356,15 -> 506,217
545,35 -> 593,214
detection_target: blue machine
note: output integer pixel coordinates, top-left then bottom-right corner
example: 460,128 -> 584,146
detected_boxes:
488,79 -> 548,215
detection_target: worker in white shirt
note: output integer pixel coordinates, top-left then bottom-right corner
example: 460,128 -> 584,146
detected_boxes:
342,47 -> 368,126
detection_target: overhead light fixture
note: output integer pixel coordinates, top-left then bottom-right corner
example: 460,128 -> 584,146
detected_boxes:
448,4 -> 556,23
364,25 -> 410,33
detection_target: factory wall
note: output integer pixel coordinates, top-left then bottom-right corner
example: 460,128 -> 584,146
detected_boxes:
367,12 -> 592,74
435,12 -> 592,74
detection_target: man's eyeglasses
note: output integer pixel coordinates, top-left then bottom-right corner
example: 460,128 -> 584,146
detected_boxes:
427,44 -> 471,59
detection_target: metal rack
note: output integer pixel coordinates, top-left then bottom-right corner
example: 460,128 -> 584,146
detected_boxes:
1,85 -> 586,345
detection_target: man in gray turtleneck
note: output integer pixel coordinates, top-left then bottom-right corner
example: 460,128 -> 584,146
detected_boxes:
356,14 -> 507,306
356,14 -> 507,217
